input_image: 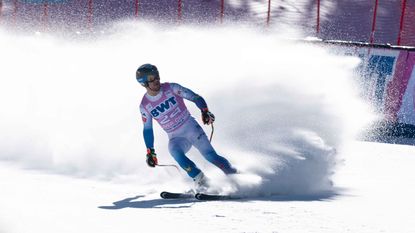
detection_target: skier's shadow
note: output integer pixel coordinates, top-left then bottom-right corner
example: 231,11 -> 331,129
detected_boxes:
99,191 -> 340,210
98,195 -> 196,209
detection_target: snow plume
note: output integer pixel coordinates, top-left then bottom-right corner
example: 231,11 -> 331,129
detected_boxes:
0,22 -> 372,196
201,42 -> 374,197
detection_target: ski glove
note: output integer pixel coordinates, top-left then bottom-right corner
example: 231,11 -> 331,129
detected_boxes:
146,148 -> 158,167
201,108 -> 215,125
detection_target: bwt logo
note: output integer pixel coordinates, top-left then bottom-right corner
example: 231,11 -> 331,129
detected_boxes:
150,96 -> 177,117
20,0 -> 67,3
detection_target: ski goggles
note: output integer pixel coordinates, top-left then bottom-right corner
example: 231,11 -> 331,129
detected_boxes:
146,75 -> 160,83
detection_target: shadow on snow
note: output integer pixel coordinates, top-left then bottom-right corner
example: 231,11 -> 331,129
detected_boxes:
98,195 -> 196,209
98,191 -> 340,210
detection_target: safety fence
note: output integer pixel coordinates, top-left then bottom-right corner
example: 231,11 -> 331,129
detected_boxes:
1,0 -> 415,46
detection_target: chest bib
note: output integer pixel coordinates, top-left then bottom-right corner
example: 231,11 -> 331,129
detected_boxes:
142,83 -> 191,133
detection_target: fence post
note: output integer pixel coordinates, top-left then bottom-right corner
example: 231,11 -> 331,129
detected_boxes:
178,0 -> 182,22
43,2 -> 48,29
135,0 -> 139,18
266,0 -> 271,26
316,0 -> 320,35
220,0 -> 224,23
0,0 -> 3,21
369,0 -> 379,44
13,0 -> 18,25
397,0 -> 407,45
88,0 -> 93,30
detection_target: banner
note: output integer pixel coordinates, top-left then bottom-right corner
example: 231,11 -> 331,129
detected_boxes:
396,54 -> 415,125
334,45 -> 415,127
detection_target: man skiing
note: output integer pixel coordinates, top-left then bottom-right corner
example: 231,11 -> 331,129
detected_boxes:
137,63 -> 237,191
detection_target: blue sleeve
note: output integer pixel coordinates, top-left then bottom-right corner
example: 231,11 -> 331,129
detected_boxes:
143,128 -> 154,149
194,95 -> 208,110
140,105 -> 154,149
170,83 -> 208,110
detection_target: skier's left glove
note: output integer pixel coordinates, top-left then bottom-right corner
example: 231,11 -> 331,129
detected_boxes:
146,148 -> 158,167
201,108 -> 215,125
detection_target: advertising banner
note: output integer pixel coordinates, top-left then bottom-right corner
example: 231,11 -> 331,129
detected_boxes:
333,45 -> 415,127
396,53 -> 415,125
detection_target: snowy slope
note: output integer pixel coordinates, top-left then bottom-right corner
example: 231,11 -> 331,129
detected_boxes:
0,141 -> 414,233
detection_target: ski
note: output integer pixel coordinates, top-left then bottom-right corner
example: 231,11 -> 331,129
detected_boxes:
160,191 -> 240,200
195,193 -> 239,201
160,191 -> 194,199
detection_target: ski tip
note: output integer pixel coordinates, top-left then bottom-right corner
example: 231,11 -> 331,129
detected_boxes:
160,191 -> 168,199
160,191 -> 195,199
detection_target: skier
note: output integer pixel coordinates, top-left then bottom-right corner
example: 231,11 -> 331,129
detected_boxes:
136,63 -> 237,191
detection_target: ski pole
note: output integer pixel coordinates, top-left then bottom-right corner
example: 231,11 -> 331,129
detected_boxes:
209,123 -> 214,142
157,164 -> 181,172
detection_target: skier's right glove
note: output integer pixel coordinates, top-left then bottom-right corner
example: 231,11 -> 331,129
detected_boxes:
146,148 -> 158,167
201,108 -> 215,125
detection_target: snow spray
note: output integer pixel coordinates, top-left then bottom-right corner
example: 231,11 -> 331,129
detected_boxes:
0,22 -> 373,196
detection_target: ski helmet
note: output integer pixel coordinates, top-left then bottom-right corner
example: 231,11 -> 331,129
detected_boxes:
136,63 -> 159,87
